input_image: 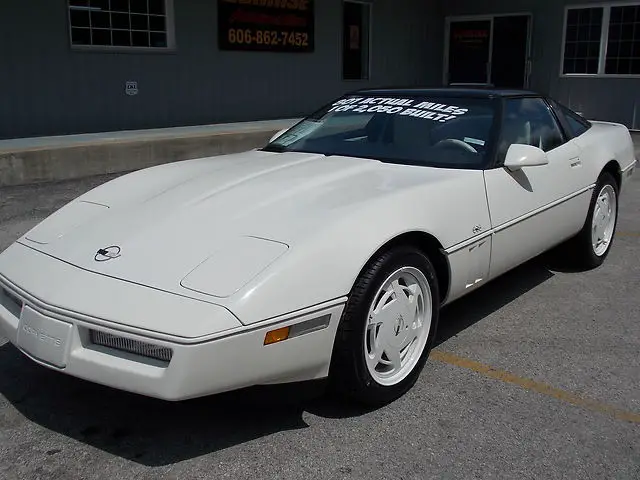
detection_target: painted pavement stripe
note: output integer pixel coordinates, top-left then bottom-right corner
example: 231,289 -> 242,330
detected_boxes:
430,350 -> 640,424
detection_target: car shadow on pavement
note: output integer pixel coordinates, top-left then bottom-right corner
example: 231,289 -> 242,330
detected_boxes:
0,342 -> 313,466
434,256 -> 556,347
0,257 -> 555,466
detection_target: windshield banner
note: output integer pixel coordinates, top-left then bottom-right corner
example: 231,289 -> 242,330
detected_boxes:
328,97 -> 469,123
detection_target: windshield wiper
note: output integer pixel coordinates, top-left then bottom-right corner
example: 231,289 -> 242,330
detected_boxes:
260,144 -> 287,153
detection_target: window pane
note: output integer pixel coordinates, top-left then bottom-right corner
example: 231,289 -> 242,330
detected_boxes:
149,0 -> 166,15
499,98 -> 565,161
621,23 -> 634,40
605,5 -> 640,75
150,31 -> 167,47
91,11 -> 111,28
588,42 -> 600,58
91,28 -> 112,45
576,42 -> 588,58
89,0 -> 109,10
564,58 -> 576,74
563,8 -> 602,74
132,30 -> 149,47
70,9 -> 90,28
610,6 -> 624,23
567,9 -> 579,25
617,59 -> 630,74
111,12 -> 130,29
112,29 -> 132,46
564,42 -> 577,58
71,27 -> 91,45
574,58 -> 588,73
130,0 -> 148,14
69,0 -> 89,6
130,13 -> 149,30
149,15 -> 165,32
556,103 -> 591,137
110,0 -> 129,12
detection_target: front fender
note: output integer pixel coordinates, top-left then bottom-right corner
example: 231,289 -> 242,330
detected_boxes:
223,171 -> 490,324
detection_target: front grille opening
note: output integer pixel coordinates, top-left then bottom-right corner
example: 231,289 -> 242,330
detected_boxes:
90,330 -> 173,363
0,287 -> 23,318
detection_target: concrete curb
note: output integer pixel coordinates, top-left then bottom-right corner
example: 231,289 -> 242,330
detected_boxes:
0,121 -> 298,188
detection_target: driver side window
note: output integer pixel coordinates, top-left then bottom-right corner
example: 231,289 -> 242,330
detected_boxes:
497,98 -> 566,165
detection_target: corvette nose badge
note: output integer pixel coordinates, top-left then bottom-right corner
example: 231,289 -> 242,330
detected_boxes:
94,246 -> 121,262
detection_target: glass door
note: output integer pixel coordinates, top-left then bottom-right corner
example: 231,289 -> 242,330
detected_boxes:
446,19 -> 492,85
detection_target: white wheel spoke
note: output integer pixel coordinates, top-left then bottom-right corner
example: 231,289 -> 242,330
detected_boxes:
595,219 -> 606,243
386,344 -> 402,371
391,279 -> 406,302
597,196 -> 608,213
401,323 -> 420,351
366,328 -> 385,370
403,284 -> 419,324
370,298 -> 401,331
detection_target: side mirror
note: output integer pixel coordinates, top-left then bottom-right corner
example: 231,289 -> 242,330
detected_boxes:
503,144 -> 549,171
269,128 -> 288,144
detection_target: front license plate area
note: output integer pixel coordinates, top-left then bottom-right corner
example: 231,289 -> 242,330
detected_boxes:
17,306 -> 73,368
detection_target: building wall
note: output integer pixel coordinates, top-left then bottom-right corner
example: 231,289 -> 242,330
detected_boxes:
0,0 -> 444,139
441,0 -> 640,129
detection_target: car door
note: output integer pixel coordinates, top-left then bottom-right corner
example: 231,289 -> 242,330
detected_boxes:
483,96 -> 593,280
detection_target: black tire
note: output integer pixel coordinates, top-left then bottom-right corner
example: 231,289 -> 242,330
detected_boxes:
328,245 -> 440,407
561,171 -> 619,269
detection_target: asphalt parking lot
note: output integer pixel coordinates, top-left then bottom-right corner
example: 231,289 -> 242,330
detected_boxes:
1,166 -> 639,480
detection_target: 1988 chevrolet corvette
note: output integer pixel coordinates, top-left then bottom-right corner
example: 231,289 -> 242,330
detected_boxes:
0,88 -> 636,406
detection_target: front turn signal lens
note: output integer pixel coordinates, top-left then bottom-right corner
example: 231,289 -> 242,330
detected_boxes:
264,326 -> 290,345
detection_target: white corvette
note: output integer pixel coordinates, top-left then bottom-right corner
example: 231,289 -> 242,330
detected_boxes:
0,88 -> 636,406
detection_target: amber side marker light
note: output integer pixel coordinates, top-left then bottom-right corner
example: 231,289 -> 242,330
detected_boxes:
264,326 -> 290,345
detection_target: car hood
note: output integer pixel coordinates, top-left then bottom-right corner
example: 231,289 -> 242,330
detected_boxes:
17,150 -> 461,311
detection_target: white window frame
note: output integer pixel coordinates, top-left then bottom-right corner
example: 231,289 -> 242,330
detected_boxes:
341,0 -> 373,81
560,1 -> 640,78
67,0 -> 176,53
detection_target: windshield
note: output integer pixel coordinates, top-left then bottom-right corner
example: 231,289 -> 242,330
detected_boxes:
263,94 -> 498,169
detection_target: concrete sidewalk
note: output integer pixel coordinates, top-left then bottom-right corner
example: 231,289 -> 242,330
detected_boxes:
0,118 -> 299,187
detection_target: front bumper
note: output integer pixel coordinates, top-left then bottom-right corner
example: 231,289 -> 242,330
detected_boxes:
0,244 -> 344,401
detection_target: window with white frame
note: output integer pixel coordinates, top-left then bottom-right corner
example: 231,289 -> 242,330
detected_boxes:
68,0 -> 171,49
562,3 -> 640,76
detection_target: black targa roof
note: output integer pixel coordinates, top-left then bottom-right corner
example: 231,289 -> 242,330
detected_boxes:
351,87 -> 540,99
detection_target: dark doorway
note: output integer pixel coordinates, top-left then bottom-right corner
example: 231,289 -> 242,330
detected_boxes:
447,20 -> 492,85
446,15 -> 531,88
491,15 -> 530,88
342,1 -> 371,80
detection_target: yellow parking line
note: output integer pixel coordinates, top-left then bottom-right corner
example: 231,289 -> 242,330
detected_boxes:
617,231 -> 640,237
430,350 -> 640,424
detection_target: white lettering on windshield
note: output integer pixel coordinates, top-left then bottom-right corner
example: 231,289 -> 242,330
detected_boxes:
328,97 -> 469,123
